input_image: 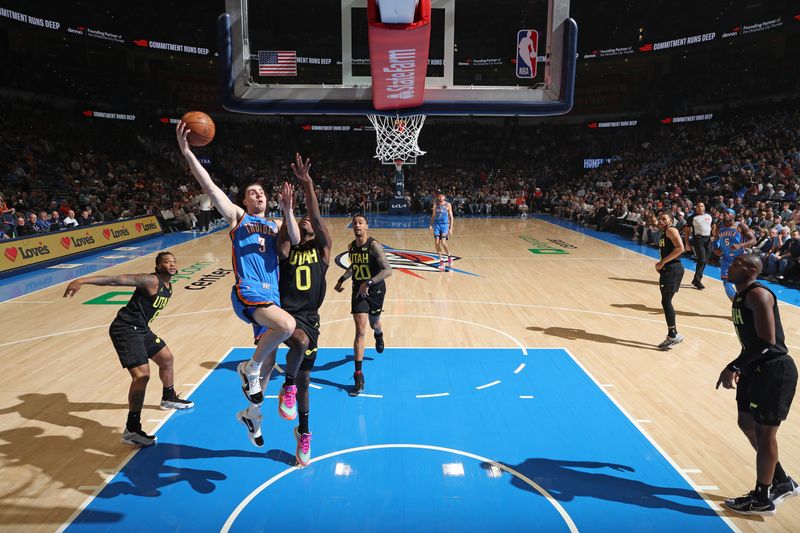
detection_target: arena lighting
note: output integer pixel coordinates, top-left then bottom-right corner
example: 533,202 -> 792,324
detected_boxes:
442,463 -> 465,477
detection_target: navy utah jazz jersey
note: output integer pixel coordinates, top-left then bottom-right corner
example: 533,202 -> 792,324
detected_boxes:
659,230 -> 679,264
348,237 -> 385,292
279,239 -> 328,314
732,282 -> 787,367
114,277 -> 172,328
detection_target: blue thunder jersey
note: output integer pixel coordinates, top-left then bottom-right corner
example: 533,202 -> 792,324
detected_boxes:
434,202 -> 450,226
229,213 -> 280,290
715,224 -> 744,278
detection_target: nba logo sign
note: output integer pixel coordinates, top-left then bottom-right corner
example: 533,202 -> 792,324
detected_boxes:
516,30 -> 538,79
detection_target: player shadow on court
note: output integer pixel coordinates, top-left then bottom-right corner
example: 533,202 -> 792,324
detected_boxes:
527,326 -> 662,351
610,303 -> 731,321
0,393 -> 160,493
608,277 -> 660,286
0,427 -> 126,525
609,277 -> 698,291
97,442 -> 267,499
308,355 -> 375,393
483,458 -> 726,518
263,448 -> 297,466
201,355 -> 374,394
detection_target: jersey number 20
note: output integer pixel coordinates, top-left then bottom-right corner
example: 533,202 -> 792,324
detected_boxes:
353,264 -> 372,281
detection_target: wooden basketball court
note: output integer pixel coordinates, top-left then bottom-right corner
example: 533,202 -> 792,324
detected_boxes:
1,216 -> 799,532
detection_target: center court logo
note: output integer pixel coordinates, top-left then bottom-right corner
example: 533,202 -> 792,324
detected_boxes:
335,245 -> 478,278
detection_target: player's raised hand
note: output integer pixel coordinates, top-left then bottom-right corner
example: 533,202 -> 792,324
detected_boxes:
291,153 -> 312,183
176,122 -> 191,154
278,182 -> 294,212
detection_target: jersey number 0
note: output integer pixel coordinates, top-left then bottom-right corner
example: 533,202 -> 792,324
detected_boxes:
295,266 -> 311,291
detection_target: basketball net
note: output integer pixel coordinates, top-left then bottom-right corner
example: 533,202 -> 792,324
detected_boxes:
367,113 -> 426,164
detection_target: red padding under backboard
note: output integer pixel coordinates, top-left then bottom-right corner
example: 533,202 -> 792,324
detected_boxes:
367,0 -> 431,111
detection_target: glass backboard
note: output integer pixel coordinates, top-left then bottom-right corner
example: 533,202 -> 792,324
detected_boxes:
218,0 -> 576,116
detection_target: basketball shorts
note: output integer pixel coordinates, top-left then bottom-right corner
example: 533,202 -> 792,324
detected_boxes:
253,310 -> 319,370
351,282 -> 386,316
659,262 -> 684,294
109,322 -> 167,369
293,311 -> 321,371
434,223 -> 449,239
231,283 -> 280,340
736,354 -> 798,426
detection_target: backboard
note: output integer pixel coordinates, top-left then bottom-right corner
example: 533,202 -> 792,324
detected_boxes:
218,0 -> 576,117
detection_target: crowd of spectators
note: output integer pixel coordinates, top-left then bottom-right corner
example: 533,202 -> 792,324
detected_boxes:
543,102 -> 800,286
2,95 -> 798,287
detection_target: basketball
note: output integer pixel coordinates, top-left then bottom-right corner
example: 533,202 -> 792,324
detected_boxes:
181,111 -> 215,146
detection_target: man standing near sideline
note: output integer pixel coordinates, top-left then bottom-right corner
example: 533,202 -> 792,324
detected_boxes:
717,254 -> 799,515
655,212 -> 685,350
194,191 -> 214,232
690,202 -> 712,289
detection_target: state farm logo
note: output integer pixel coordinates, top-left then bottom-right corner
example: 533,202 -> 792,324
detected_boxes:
61,234 -> 96,249
102,227 -> 130,239
4,243 -> 51,262
384,49 -> 416,100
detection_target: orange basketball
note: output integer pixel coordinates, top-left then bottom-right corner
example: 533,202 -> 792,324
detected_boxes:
181,111 -> 215,146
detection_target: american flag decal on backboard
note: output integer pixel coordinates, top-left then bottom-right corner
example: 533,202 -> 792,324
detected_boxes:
258,50 -> 297,76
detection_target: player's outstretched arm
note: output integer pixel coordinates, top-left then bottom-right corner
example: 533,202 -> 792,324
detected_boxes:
64,273 -> 158,298
279,182 -> 301,246
429,203 -> 436,232
291,153 -> 332,256
176,122 -> 242,224
276,219 -> 291,259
